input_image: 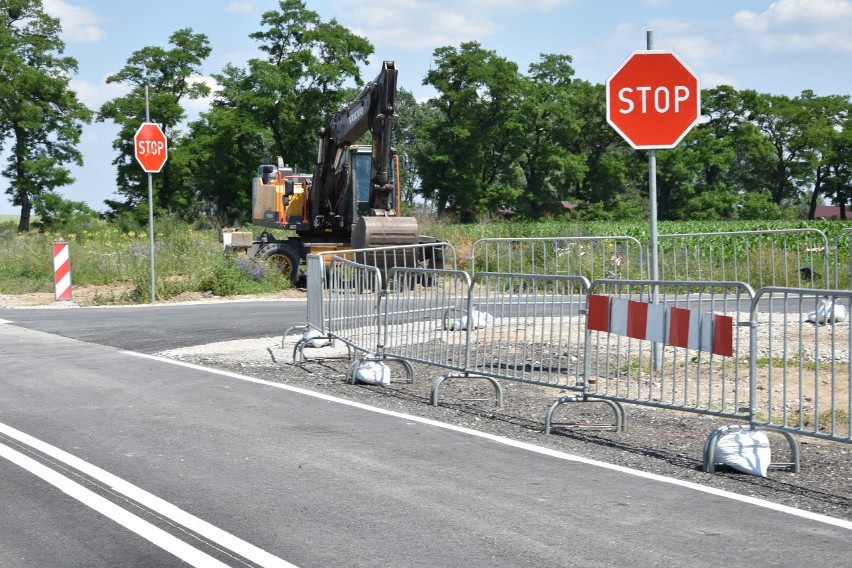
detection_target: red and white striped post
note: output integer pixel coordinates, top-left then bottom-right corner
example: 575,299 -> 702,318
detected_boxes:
52,241 -> 72,302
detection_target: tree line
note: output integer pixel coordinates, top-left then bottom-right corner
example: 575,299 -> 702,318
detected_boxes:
2,0 -> 851,233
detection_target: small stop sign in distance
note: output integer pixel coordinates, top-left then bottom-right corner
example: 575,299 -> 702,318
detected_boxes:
134,122 -> 169,173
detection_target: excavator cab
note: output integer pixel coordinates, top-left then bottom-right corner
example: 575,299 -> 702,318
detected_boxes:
350,146 -> 396,217
352,149 -> 374,215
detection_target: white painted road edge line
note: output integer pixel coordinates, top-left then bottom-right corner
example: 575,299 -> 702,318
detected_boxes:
0,441 -> 230,568
0,422 -> 296,568
125,350 -> 852,532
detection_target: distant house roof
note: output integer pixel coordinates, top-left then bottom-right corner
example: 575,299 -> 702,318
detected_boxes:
561,200 -> 578,210
814,205 -> 842,219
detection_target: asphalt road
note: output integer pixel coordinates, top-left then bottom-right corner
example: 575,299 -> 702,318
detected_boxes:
1,301 -> 851,567
0,299 -> 307,352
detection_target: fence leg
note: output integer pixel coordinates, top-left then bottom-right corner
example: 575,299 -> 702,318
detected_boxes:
545,396 -> 626,435
429,374 -> 503,408
702,424 -> 801,474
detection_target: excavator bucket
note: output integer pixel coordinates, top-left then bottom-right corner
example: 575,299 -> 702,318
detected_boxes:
351,216 -> 425,287
351,216 -> 419,249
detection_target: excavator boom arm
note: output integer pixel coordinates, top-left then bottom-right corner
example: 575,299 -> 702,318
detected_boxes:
312,61 -> 398,222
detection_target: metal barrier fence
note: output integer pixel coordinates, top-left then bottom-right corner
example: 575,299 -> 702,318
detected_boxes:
381,267 -> 472,371
582,280 -> 754,421
429,273 -> 592,408
324,256 -> 383,356
296,238 -> 852,474
657,229 -> 830,290
379,270 -> 594,409
703,287 -> 852,472
304,241 -> 458,335
747,288 -> 851,442
470,236 -> 645,281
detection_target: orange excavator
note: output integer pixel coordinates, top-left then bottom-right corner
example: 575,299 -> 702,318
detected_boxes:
230,61 -> 433,284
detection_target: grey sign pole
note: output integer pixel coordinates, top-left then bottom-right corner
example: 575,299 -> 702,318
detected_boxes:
646,31 -> 661,371
647,31 -> 659,286
145,85 -> 156,304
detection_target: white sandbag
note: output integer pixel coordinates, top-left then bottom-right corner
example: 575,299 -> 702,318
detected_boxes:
354,360 -> 391,386
449,309 -> 494,331
302,329 -> 331,348
714,430 -> 771,477
807,298 -> 848,324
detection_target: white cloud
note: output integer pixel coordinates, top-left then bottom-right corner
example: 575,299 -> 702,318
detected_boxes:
733,0 -> 852,52
70,78 -> 129,110
184,76 -> 221,118
699,72 -> 738,90
664,35 -> 720,67
225,1 -> 254,15
333,0 -> 573,51
43,0 -> 107,43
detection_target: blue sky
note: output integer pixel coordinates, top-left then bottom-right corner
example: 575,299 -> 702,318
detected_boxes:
3,0 -> 852,214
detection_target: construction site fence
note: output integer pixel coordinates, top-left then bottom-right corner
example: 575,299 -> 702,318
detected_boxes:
300,237 -> 852,473
657,228 -> 831,290
305,241 -> 459,336
468,229 -> 852,292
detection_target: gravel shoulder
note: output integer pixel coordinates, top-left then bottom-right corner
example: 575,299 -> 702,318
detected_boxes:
157,332 -> 852,524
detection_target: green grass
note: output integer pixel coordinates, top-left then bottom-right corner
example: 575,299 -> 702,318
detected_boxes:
0,216 -> 292,303
4,213 -> 852,305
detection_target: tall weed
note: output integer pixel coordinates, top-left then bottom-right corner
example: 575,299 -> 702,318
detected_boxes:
0,216 -> 292,302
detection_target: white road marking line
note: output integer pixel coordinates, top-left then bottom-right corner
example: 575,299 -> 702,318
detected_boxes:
0,423 -> 297,568
127,350 -> 852,532
0,441 -> 229,567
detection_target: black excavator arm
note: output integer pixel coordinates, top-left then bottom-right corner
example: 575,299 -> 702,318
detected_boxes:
311,61 -> 398,228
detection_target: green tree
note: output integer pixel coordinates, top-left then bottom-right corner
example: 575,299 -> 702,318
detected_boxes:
392,88 -> 441,204
180,101 -> 275,222
418,41 -> 525,217
97,28 -> 211,215
569,81 -> 632,210
823,114 -> 852,219
515,53 -> 586,217
795,91 -> 852,219
0,0 -> 92,232
223,0 -> 374,172
31,192 -> 98,231
739,90 -> 811,206
702,85 -> 784,218
739,189 -> 780,220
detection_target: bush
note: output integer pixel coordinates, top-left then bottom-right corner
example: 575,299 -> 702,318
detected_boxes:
199,254 -> 291,297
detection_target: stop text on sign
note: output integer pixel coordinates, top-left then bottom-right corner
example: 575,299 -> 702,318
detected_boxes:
136,140 -> 166,155
616,85 -> 691,114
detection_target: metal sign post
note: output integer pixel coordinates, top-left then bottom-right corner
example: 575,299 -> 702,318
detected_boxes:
605,30 -> 701,371
146,87 -> 155,303
647,31 -> 659,287
134,86 -> 169,303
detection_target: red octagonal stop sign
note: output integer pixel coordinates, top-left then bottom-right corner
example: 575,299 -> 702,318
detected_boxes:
134,122 -> 168,173
606,51 -> 700,149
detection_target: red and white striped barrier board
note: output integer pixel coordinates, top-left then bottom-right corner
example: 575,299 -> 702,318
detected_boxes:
52,241 -> 72,301
587,294 -> 733,357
